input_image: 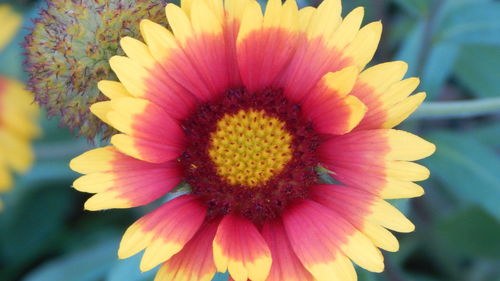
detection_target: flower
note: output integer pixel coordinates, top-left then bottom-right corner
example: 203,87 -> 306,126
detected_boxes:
0,5 -> 39,210
0,77 -> 40,209
24,0 -> 168,140
0,5 -> 22,51
70,1 -> 436,281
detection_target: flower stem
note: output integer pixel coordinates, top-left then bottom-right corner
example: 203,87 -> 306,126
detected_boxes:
411,98 -> 500,119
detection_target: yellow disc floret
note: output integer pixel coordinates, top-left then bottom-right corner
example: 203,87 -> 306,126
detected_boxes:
209,109 -> 293,187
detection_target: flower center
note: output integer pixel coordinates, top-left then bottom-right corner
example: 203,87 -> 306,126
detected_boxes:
208,109 -> 293,187
181,88 -> 321,222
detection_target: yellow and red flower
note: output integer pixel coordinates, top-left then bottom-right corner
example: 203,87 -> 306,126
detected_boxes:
0,5 -> 39,209
70,1 -> 436,281
0,78 -> 39,207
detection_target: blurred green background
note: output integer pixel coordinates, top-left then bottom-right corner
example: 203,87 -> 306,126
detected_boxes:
0,0 -> 499,280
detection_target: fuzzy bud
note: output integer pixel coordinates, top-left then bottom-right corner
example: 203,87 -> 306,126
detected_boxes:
24,0 -> 168,140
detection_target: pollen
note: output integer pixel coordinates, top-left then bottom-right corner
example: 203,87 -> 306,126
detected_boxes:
208,109 -> 293,187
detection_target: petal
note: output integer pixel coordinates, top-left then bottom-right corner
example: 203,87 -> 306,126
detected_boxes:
0,165 -> 13,192
71,146 -> 182,210
90,101 -> 112,126
319,129 -> 435,197
282,200 -> 357,281
310,184 -> 400,252
0,5 -> 22,50
305,0 -> 341,40
105,97 -> 185,163
97,80 -> 132,99
118,195 -> 207,271
237,0 -> 300,93
109,54 -> 197,118
278,3 -> 364,102
261,220 -> 314,281
302,67 -> 367,135
283,201 -> 384,280
310,185 -> 414,234
327,7 -> 364,51
0,79 -> 40,138
120,36 -> 157,67
138,19 -> 204,111
368,200 -> 415,233
222,0 -> 251,86
213,214 -> 272,281
155,221 -> 219,281
0,130 -> 34,173
341,21 -> 382,70
165,3 -> 230,98
351,62 -> 425,130
107,97 -> 184,145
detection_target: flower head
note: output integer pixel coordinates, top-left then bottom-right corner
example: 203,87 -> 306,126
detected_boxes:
70,1 -> 436,281
0,77 -> 40,209
24,0 -> 168,140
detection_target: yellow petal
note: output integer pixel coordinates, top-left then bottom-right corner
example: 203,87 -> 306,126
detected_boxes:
383,92 -> 427,128
166,3 -> 194,46
84,191 -> 131,210
69,146 -> 116,174
90,101 -> 112,125
97,80 -> 132,99
362,221 -> 400,252
120,36 -> 156,68
380,179 -> 425,199
385,129 -> 436,161
306,0 -> 341,40
109,56 -> 149,97
140,239 -> 183,272
343,21 -> 382,69
328,7 -> 364,50
191,0 -> 222,35
0,5 -> 22,50
385,161 -> 431,182
322,66 -> 359,97
119,222 -> 154,259
368,200 -> 415,233
73,173 -> 114,193
237,0 -> 263,45
340,231 -> 384,273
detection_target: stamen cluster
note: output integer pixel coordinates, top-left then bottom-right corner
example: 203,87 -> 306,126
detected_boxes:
181,88 -> 321,223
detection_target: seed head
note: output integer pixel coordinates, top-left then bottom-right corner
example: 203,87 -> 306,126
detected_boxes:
24,0 -> 168,139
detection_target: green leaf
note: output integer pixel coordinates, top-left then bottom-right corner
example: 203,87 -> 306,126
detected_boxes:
437,206 -> 500,258
358,270 -> 379,281
395,21 -> 425,76
454,45 -> 500,98
391,0 -> 429,17
395,23 -> 458,99
22,238 -> 119,281
106,255 -> 157,281
420,42 -> 459,100
0,184 -> 75,269
469,123 -> 500,147
423,132 -> 500,221
435,1 -> 500,46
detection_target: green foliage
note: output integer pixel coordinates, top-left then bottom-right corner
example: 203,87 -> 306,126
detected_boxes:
22,238 -> 119,281
423,132 -> 500,221
455,45 -> 500,98
437,207 -> 500,259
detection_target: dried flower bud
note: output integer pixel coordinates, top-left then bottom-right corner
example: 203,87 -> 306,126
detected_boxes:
24,0 -> 168,140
